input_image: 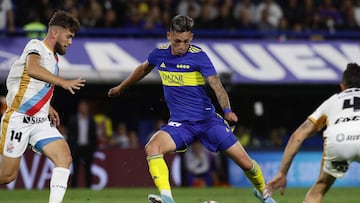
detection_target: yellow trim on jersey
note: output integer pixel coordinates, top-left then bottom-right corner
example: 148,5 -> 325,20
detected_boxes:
11,67 -> 31,110
159,70 -> 205,86
157,44 -> 202,54
188,45 -> 201,53
158,44 -> 170,49
321,137 -> 326,170
308,115 -> 327,131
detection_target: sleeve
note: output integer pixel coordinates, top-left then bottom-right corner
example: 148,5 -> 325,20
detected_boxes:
308,95 -> 333,130
196,51 -> 217,78
147,48 -> 158,66
24,40 -> 43,56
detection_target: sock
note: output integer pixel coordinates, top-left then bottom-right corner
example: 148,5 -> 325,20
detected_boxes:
49,167 -> 70,203
147,154 -> 173,199
244,160 -> 266,194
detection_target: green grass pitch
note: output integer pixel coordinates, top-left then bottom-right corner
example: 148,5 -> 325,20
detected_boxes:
0,187 -> 358,203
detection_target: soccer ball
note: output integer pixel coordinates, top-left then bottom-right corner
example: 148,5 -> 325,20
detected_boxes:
203,201 -> 219,203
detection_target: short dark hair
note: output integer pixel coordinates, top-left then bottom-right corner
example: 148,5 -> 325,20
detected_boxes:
342,63 -> 360,88
48,10 -> 80,33
170,15 -> 194,32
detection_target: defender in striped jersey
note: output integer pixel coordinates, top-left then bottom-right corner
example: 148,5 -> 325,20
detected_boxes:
0,10 -> 85,203
266,63 -> 360,203
108,15 -> 275,203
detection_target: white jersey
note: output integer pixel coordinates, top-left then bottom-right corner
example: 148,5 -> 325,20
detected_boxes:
308,87 -> 360,178
6,39 -> 58,117
309,88 -> 360,137
0,39 -> 63,157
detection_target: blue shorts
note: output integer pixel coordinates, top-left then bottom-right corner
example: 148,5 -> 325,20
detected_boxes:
160,114 -> 237,152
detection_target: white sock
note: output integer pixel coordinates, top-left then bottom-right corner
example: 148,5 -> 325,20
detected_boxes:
160,190 -> 173,199
49,167 -> 70,203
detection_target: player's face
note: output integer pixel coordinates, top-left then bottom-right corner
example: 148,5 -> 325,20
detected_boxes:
167,31 -> 193,56
55,28 -> 75,55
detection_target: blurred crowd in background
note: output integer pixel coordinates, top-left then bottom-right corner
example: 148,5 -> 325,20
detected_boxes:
2,0 -> 360,38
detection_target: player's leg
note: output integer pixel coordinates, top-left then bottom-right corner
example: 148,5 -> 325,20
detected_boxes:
145,130 -> 177,202
42,139 -> 72,203
0,111 -> 30,184
304,170 -> 335,203
0,156 -> 21,184
203,116 -> 266,193
224,141 -> 265,192
203,116 -> 275,203
224,141 -> 276,203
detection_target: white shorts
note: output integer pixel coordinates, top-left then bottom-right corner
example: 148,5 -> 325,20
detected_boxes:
323,132 -> 360,178
0,110 -> 63,158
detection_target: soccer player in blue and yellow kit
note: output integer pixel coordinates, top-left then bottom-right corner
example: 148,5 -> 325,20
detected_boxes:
108,15 -> 276,203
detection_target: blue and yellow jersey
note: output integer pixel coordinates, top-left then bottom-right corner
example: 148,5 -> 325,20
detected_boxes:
148,44 -> 217,121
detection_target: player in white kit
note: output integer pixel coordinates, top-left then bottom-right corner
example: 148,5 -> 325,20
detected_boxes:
266,63 -> 360,203
0,10 -> 85,203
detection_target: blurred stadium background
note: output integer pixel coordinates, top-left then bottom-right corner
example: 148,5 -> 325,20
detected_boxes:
1,0 -> 360,201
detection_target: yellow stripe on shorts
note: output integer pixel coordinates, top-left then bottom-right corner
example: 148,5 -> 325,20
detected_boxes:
0,109 -> 14,155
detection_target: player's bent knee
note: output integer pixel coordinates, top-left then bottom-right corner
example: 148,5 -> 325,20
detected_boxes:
0,172 -> 18,184
144,142 -> 158,156
61,153 -> 72,167
52,153 -> 72,168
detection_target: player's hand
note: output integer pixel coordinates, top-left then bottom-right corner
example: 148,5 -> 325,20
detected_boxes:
62,77 -> 86,94
49,106 -> 60,127
108,85 -> 123,97
266,172 -> 287,196
224,112 -> 238,123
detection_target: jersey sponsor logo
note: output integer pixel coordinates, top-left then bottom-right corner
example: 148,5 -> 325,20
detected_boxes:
346,134 -> 360,141
336,133 -> 345,142
334,115 -> 360,124
336,133 -> 360,142
23,116 -> 48,124
160,71 -> 184,85
159,70 -> 205,86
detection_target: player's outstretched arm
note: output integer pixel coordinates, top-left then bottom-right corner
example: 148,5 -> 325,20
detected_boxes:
108,61 -> 154,97
26,54 -> 85,94
206,75 -> 238,123
60,78 -> 86,94
267,119 -> 318,196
